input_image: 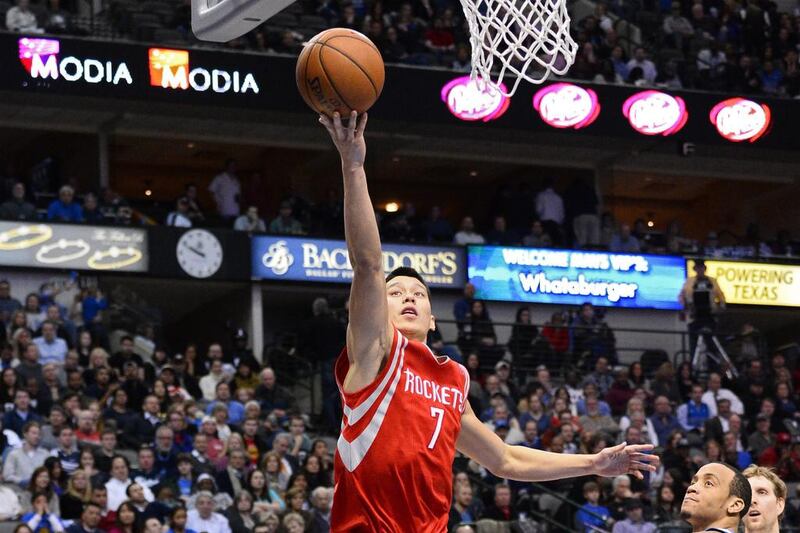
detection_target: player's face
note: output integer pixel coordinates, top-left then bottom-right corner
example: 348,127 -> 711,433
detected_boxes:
745,476 -> 784,532
681,463 -> 742,527
386,277 -> 435,341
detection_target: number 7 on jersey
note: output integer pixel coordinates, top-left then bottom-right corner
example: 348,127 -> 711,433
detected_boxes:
428,407 -> 444,449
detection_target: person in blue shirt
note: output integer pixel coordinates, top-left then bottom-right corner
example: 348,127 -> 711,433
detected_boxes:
47,186 -> 83,223
205,382 -> 244,425
22,492 -> 66,533
575,481 -> 612,533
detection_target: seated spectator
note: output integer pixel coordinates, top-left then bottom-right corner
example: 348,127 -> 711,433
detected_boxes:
759,60 -> 784,94
4,389 -> 42,437
269,202 -> 304,235
626,47 -> 657,84
132,447 -> 161,491
575,481 -> 611,533
0,482 -> 22,520
482,483 -> 520,521
216,449 -> 249,499
106,456 -> 154,513
704,397 -> 734,444
723,430 -> 751,470
166,197 -> 193,227
75,410 -> 100,445
649,395 -> 681,446
485,216 -> 517,245
233,206 -> 266,232
619,397 -> 658,444
226,490 -> 256,533
200,359 -> 227,401
453,216 -> 485,245
612,498 -> 656,533
50,425 -> 80,475
21,492 -> 65,533
541,311 -> 569,355
3,421 -> 48,486
579,395 -> 620,438
0,181 -> 37,220
153,426 -> 179,479
507,306 -> 538,360
65,501 -> 103,533
609,223 -> 641,252
205,381 -> 244,425
5,0 -> 42,33
457,300 -> 496,354
571,304 -> 617,369
677,383 -> 711,433
121,395 -> 162,450
182,183 -> 205,224
662,2 -> 694,49
47,186 -> 83,222
606,368 -> 635,417
43,0 -> 75,34
522,220 -> 553,247
33,321 -> 69,366
288,415 -> 312,457
421,205 -> 453,243
582,356 -> 614,397
60,470 -> 91,521
187,491 -> 231,533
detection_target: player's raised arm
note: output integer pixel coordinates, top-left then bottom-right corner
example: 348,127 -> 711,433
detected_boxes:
319,111 -> 392,385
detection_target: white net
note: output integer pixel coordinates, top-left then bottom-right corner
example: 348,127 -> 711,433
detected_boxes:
459,0 -> 578,96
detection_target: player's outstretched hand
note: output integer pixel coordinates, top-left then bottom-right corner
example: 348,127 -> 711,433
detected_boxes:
319,111 -> 368,170
592,442 -> 660,480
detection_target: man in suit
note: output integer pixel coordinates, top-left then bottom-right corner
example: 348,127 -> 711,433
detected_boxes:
65,502 -> 104,533
2,389 -> 42,437
121,395 -> 161,449
705,398 -> 733,444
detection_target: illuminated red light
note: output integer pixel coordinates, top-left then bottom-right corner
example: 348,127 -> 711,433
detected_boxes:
441,76 -> 510,122
709,98 -> 771,142
533,83 -> 600,129
622,90 -> 688,136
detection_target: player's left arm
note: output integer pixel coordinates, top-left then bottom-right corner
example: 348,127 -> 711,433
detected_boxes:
456,402 -> 659,481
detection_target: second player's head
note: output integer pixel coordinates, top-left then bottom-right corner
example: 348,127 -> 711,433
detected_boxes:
681,462 -> 751,532
743,465 -> 785,533
385,267 -> 435,342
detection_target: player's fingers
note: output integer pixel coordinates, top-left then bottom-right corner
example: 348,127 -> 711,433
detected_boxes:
630,461 -> 656,471
630,470 -> 645,480
608,442 -> 626,453
347,110 -> 357,138
624,444 -> 655,453
319,115 -> 335,134
333,112 -> 344,139
356,112 -> 369,138
629,453 -> 656,461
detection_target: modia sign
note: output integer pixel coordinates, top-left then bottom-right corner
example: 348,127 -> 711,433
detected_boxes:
18,37 -> 133,85
148,47 -> 259,93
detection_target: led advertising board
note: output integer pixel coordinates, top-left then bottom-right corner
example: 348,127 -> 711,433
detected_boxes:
468,246 -> 686,309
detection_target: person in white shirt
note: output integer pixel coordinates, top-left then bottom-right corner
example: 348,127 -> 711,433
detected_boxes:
233,206 -> 266,232
0,483 -> 22,520
626,47 -> 658,84
105,455 -> 154,512
199,360 -> 227,402
166,197 -> 193,227
33,321 -> 68,365
453,216 -> 485,245
2,421 -> 49,486
187,491 -> 232,533
208,159 -> 241,219
535,178 -> 565,227
6,0 -> 43,33
702,372 -> 744,417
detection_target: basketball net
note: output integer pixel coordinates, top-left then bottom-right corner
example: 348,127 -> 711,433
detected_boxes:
459,0 -> 578,96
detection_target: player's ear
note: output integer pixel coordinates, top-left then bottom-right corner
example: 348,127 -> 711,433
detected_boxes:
727,495 -> 745,517
429,314 -> 436,332
777,496 -> 786,517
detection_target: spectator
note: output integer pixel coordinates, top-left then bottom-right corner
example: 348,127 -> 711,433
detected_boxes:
0,181 -> 37,220
703,372 -> 745,417
677,383 -> 712,433
60,470 -> 91,521
760,60 -> 784,94
3,421 -> 48,486
199,359 -> 227,401
308,486 -> 332,532
626,47 -> 658,84
187,491 -> 231,533
535,178 -> 564,242
453,216 -> 484,245
422,205 -> 454,243
182,183 -> 205,224
575,481 -> 611,533
21,492 -> 65,533
121,395 -> 162,449
23,466 -> 61,516
579,395 -> 620,437
233,206 -> 266,232
33,321 -> 69,366
564,178 -> 600,248
4,388 -> 42,437
5,0 -> 42,33
205,381 -> 244,425
49,425 -> 80,475
255,367 -> 297,420
522,220 -> 553,248
650,395 -> 681,446
572,304 -> 617,370
269,201 -> 304,235
43,0 -> 74,34
208,159 -> 241,220
166,197 -> 193,227
507,306 -> 538,360
610,224 -> 641,252
485,216 -> 517,245
612,498 -> 656,533
662,2 -> 694,49
47,186 -> 83,222
483,483 -> 520,521
75,410 -> 100,445
106,456 -> 153,513
65,502 -> 103,533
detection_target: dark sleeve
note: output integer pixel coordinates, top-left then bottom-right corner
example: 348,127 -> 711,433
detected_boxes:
120,417 -> 144,449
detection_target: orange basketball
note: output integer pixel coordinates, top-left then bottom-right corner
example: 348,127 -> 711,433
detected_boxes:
296,28 -> 385,117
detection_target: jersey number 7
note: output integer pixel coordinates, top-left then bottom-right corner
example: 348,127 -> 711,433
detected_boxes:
428,407 -> 444,449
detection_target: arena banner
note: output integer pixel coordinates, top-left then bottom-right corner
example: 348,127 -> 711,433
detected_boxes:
0,221 -> 147,272
688,259 -> 800,307
468,246 -> 686,309
252,236 -> 465,289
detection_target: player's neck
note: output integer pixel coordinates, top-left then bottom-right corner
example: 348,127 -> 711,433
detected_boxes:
694,517 -> 738,533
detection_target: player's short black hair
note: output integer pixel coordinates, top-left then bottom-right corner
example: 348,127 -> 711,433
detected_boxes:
385,267 -> 430,296
718,462 -> 752,518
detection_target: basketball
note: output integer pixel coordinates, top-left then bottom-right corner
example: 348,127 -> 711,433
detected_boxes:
296,28 -> 385,117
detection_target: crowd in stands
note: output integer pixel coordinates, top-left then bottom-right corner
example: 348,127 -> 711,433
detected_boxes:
1,156 -> 796,259
0,276 -> 337,532
3,0 -> 800,97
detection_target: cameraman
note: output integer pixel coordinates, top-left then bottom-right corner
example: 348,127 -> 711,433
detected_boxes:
679,259 -> 726,363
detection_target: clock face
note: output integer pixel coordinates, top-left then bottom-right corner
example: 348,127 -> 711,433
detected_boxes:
176,229 -> 223,278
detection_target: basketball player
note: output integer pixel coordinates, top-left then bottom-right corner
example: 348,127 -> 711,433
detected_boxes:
743,465 -> 786,533
319,111 -> 660,532
680,462 -> 752,533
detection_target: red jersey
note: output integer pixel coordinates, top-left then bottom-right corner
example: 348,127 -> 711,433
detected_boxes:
332,328 -> 470,532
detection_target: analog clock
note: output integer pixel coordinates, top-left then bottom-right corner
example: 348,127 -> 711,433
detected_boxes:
176,229 -> 223,278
